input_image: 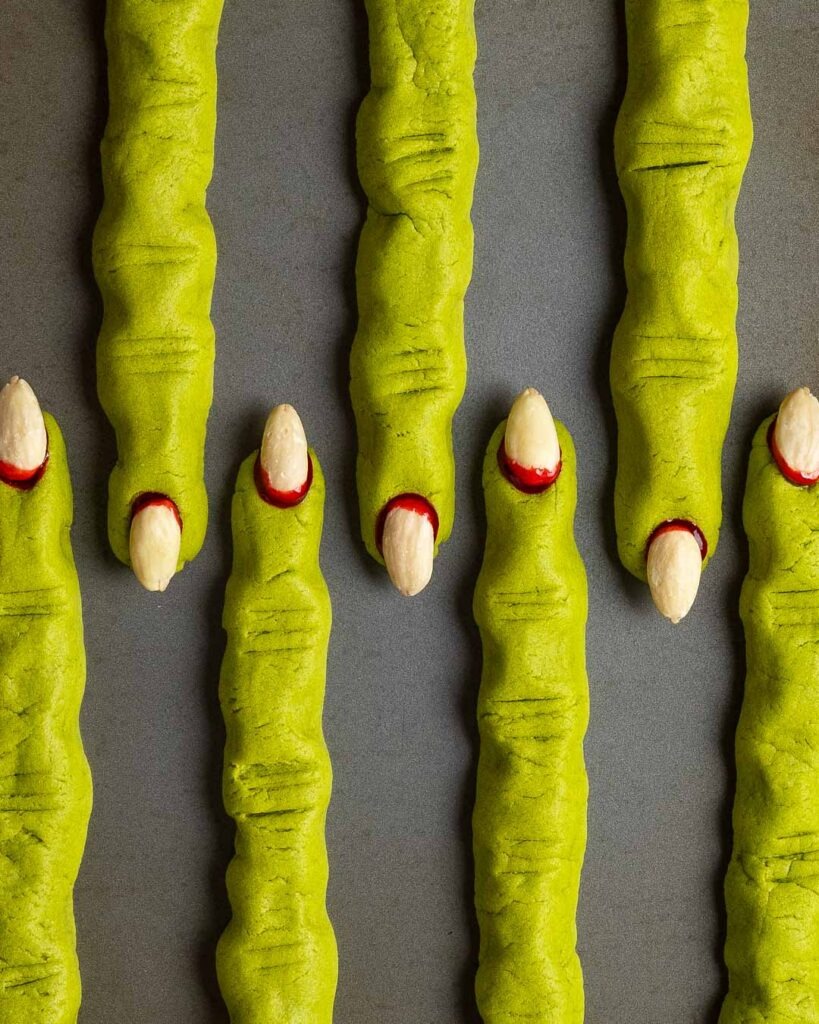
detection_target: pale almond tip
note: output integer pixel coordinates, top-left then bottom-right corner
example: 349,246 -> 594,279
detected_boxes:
387,569 -> 432,599
505,387 -> 561,475
0,376 -> 48,474
774,386 -> 819,481
382,507 -> 435,598
260,404 -> 309,494
646,530 -> 702,625
129,504 -> 181,594
649,586 -> 698,625
132,570 -> 175,594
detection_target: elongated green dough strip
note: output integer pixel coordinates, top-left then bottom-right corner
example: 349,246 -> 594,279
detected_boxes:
217,452 -> 337,1024
720,420 -> 819,1022
612,0 -> 752,577
0,417 -> 92,1022
94,0 -> 224,568
351,0 -> 479,561
473,420 -> 589,1023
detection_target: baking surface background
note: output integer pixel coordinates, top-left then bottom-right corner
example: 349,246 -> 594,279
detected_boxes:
0,2 -> 815,1022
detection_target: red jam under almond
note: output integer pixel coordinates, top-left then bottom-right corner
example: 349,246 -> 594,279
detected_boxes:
768,418 -> 819,487
131,492 -> 183,530
0,449 -> 49,490
497,439 -> 562,494
375,494 -> 439,555
255,454 -> 313,508
646,519 -> 707,561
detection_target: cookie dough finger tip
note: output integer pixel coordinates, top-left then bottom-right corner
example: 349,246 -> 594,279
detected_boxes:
500,387 -> 562,492
379,495 -> 438,598
256,403 -> 312,506
352,2 -> 476,571
646,523 -> 705,624
96,0 -> 221,568
219,415 -> 336,1018
475,408 -> 587,1017
770,386 -> 819,486
0,399 -> 90,1021
129,495 -> 182,592
612,2 -> 750,581
721,405 -> 819,1020
0,375 -> 48,485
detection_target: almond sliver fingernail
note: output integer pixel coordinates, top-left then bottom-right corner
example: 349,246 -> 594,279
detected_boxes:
771,386 -> 819,485
382,504 -> 435,597
502,387 -> 562,491
647,527 -> 702,624
130,500 -> 182,592
258,404 -> 311,505
0,376 -> 48,481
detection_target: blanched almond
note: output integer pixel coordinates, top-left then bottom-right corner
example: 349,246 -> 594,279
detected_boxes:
0,376 -> 48,479
647,528 -> 702,624
772,386 -> 819,484
501,387 -> 562,491
130,501 -> 182,592
382,505 -> 435,597
257,404 -> 311,506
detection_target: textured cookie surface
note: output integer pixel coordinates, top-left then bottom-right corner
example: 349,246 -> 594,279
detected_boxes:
612,0 -> 752,578
217,452 -> 337,1024
721,419 -> 819,1022
94,0 -> 223,568
351,0 -> 479,560
473,421 -> 589,1023
0,417 -> 92,1023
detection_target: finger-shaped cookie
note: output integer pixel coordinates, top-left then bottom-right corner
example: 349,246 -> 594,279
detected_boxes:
217,406 -> 337,1024
0,380 -> 92,1021
94,0 -> 224,590
721,388 -> 819,1022
612,0 -> 753,620
473,390 -> 589,1023
351,0 -> 479,596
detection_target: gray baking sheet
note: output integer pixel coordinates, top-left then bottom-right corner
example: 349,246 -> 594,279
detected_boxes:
0,1 -> 816,1021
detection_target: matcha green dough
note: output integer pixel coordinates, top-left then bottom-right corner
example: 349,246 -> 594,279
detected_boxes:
94,0 -> 223,569
350,0 -> 479,562
0,416 -> 92,1022
611,0 -> 752,579
473,420 -> 589,1023
217,451 -> 337,1024
720,418 -> 819,1022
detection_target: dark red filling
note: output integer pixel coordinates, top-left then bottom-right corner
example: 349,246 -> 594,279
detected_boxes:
131,492 -> 183,531
0,443 -> 49,491
255,454 -> 313,508
646,519 -> 707,561
375,493 -> 439,555
768,418 -> 819,487
497,439 -> 562,494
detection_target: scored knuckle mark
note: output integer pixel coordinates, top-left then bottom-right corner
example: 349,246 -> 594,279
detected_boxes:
486,586 -> 568,624
237,605 -> 324,659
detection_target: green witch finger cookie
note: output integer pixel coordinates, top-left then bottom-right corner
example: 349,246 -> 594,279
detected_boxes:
217,405 -> 337,1024
350,0 -> 479,597
94,0 -> 224,592
611,0 -> 753,622
473,389 -> 589,1023
721,387 -> 819,1022
0,378 -> 92,1022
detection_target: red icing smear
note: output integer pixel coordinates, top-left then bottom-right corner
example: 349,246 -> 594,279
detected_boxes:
646,519 -> 707,561
497,439 -> 562,494
0,447 -> 49,491
375,493 -> 439,555
768,417 -> 819,487
131,492 -> 183,531
255,454 -> 313,508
